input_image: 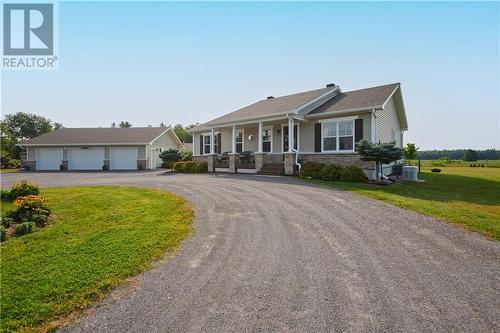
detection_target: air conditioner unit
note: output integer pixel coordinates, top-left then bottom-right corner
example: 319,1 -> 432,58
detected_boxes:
402,166 -> 418,181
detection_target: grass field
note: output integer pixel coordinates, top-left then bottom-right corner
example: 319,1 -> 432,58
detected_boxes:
306,166 -> 500,241
0,186 -> 193,332
415,159 -> 500,168
0,168 -> 20,173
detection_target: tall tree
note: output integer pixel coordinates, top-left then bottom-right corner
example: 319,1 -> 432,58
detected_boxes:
403,143 -> 419,165
1,112 -> 61,158
2,112 -> 54,141
118,121 -> 132,128
173,124 -> 194,143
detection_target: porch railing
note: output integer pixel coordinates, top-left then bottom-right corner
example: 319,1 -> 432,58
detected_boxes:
237,152 -> 255,169
214,154 -> 229,168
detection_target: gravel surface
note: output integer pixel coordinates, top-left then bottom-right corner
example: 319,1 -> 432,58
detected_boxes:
2,171 -> 499,332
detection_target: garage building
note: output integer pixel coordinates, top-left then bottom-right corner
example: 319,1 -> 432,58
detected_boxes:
19,127 -> 185,171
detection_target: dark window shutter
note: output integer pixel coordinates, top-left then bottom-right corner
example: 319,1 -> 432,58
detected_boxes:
199,135 -> 203,155
314,123 -> 322,152
355,119 -> 363,143
217,133 -> 222,154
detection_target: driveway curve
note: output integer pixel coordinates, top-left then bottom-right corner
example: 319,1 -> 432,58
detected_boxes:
2,171 -> 499,332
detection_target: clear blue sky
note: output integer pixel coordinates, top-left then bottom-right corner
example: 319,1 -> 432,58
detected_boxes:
1,1 -> 499,150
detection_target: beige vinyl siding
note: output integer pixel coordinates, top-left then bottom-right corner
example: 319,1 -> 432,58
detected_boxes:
299,122 -> 315,152
376,96 -> 402,147
220,128 -> 232,153
243,127 -> 258,152
359,112 -> 372,142
150,130 -> 183,150
27,147 -> 35,160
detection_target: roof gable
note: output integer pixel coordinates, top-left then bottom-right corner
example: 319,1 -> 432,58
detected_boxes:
307,83 -> 400,115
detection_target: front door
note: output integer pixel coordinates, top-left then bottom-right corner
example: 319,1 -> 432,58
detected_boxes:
283,125 -> 298,152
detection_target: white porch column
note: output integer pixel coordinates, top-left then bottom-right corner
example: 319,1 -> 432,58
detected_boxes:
210,128 -> 215,154
288,117 -> 294,152
258,122 -> 263,153
232,125 -> 237,153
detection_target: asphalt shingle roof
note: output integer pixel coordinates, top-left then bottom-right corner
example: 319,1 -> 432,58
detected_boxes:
308,83 -> 400,115
204,86 -> 335,126
21,127 -> 169,145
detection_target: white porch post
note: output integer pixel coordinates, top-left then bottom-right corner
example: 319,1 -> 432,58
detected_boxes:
210,128 -> 215,154
258,122 -> 263,153
232,125 -> 236,153
288,117 -> 294,152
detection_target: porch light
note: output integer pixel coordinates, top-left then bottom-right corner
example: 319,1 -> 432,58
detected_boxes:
248,134 -> 254,141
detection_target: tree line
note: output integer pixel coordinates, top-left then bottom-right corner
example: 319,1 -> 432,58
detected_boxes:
417,149 -> 499,161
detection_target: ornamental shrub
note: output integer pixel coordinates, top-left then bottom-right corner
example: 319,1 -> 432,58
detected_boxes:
15,222 -> 35,236
181,150 -> 193,161
181,161 -> 194,173
1,215 -> 14,228
1,189 -> 10,200
13,195 -> 51,222
173,161 -> 185,172
299,162 -> 323,178
161,161 -> 174,169
193,161 -> 208,173
172,161 -> 207,173
9,181 -> 39,199
0,226 -> 7,242
339,165 -> 366,182
319,164 -> 343,181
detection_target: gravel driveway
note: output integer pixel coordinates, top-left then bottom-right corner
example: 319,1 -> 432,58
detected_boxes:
2,171 -> 499,332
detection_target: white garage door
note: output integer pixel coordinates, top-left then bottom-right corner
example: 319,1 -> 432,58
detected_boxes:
36,148 -> 63,171
110,148 -> 137,170
68,148 -> 104,170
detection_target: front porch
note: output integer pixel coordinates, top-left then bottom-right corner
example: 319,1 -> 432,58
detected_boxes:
193,152 -> 293,176
191,114 -> 376,177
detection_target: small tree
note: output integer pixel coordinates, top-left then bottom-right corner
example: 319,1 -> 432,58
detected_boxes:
463,149 -> 478,161
403,143 -> 419,165
159,149 -> 181,169
357,140 -> 404,182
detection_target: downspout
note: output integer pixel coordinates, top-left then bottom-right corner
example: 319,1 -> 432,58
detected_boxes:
287,115 -> 302,173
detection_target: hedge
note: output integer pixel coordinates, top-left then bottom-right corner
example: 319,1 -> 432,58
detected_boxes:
300,162 -> 366,182
173,161 -> 208,173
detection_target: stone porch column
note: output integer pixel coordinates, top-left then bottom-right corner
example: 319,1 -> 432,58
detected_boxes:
284,152 -> 295,175
254,153 -> 264,172
228,153 -> 238,173
207,154 -> 216,173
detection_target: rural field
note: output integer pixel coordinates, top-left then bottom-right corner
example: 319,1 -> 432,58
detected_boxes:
0,186 -> 193,332
308,163 -> 500,240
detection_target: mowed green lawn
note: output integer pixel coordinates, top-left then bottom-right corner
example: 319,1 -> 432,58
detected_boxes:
307,167 -> 500,240
0,186 -> 193,332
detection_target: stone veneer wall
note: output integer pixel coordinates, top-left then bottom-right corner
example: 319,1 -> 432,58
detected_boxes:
262,154 -> 283,165
192,156 -> 208,163
137,159 -> 147,170
299,153 -> 375,171
23,160 -> 36,171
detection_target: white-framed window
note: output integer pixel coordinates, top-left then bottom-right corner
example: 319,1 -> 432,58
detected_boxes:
202,133 -> 219,154
322,119 -> 355,152
262,126 -> 273,153
203,135 -> 211,154
236,130 -> 244,153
